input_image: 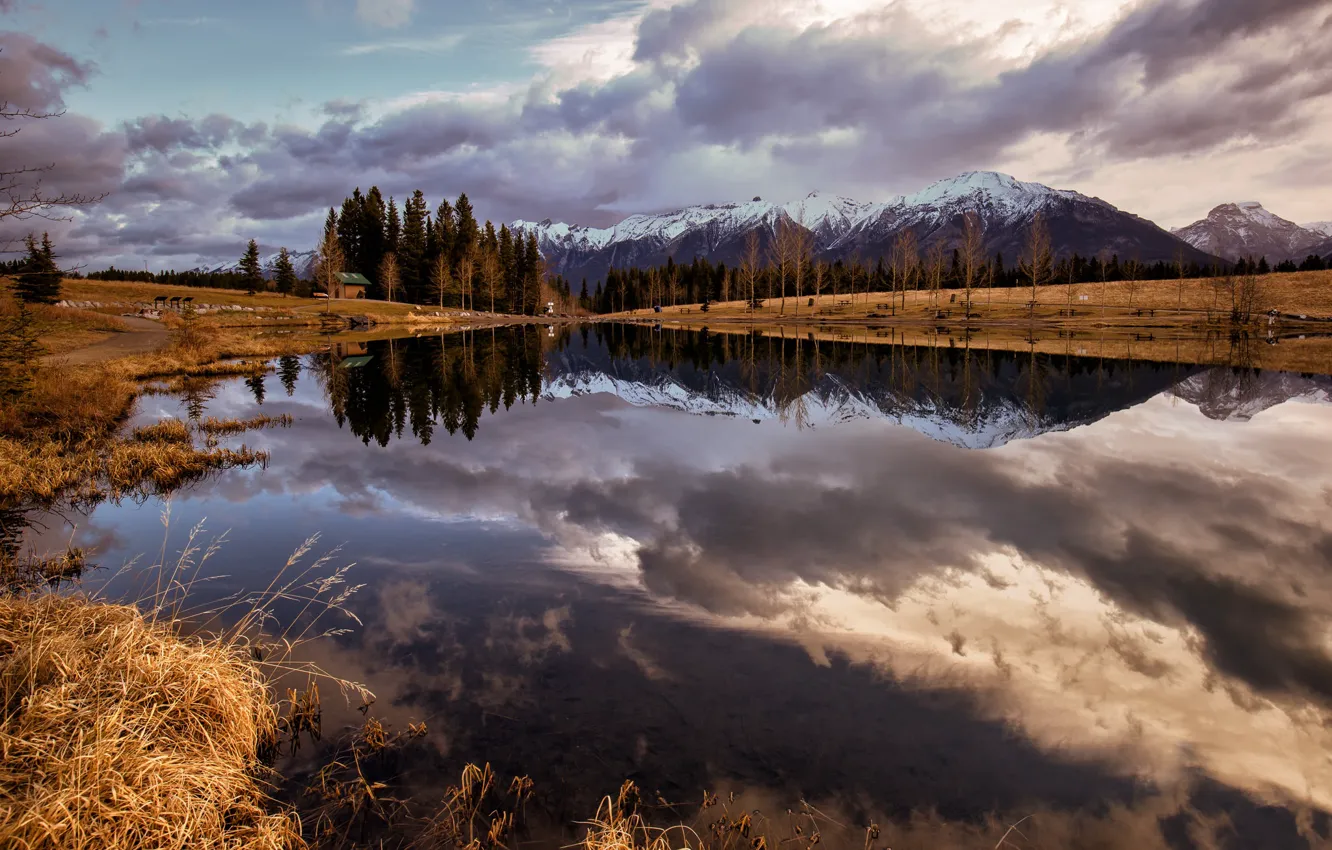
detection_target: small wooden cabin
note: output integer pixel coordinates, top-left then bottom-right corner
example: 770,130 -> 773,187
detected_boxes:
333,272 -> 371,299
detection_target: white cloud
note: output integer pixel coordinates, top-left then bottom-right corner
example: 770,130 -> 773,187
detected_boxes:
342,32 -> 464,56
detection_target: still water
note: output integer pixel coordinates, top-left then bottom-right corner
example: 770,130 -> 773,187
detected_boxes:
27,324 -> 1332,845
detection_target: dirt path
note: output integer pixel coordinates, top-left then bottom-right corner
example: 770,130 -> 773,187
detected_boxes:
41,316 -> 169,365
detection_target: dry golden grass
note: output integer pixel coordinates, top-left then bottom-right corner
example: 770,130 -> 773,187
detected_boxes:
0,294 -> 130,356
197,414 -> 293,436
620,271 -> 1332,327
0,313 -> 302,509
52,278 -> 475,325
0,433 -> 268,508
54,277 -> 323,312
0,594 -> 302,850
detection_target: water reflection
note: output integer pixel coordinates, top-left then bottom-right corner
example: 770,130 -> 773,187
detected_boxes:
26,325 -> 1332,845
308,325 -> 1328,450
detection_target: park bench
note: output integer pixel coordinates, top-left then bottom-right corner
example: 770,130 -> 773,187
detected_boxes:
837,299 -> 851,307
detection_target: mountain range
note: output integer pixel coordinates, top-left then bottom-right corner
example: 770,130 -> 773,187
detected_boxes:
197,172 -> 1329,284
193,250 -> 318,280
1171,202 -> 1332,263
513,171 -> 1222,285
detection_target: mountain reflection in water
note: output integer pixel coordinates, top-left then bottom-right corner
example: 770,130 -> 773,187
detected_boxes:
30,324 -> 1332,847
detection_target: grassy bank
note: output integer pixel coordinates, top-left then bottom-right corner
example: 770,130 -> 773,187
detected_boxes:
0,296 -> 306,511
45,277 -> 510,328
0,594 -> 301,850
606,271 -> 1332,329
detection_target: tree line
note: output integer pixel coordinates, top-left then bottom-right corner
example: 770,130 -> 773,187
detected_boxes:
584,213 -> 1330,315
311,187 -> 574,314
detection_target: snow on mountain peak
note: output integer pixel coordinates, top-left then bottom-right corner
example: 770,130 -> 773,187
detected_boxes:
512,171 -> 1113,267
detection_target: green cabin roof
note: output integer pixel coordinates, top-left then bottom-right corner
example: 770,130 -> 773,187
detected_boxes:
336,272 -> 372,286
338,355 -> 374,369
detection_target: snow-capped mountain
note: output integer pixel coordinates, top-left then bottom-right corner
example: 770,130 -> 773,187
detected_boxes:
192,250 -> 318,280
1172,202 -> 1327,262
513,171 -> 1214,284
1305,221 -> 1332,238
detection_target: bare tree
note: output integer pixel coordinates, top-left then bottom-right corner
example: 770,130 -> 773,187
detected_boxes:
925,241 -> 947,309
1,90 -> 106,247
430,252 -> 450,309
379,252 -> 401,303
960,212 -> 984,308
1174,248 -> 1187,313
480,248 -> 500,313
1123,255 -> 1142,308
812,261 -> 824,306
1232,271 -> 1265,323
741,230 -> 762,313
770,217 -> 802,314
457,251 -> 475,311
891,230 -> 920,311
315,218 -> 344,314
792,226 -> 812,317
1097,248 -> 1111,318
1019,212 -> 1053,309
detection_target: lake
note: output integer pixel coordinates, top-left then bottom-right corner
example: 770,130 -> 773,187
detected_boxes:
17,323 -> 1332,847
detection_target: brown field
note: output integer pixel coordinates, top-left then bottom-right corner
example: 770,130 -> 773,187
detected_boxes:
50,277 -> 490,325
609,271 -> 1332,329
0,295 -> 131,355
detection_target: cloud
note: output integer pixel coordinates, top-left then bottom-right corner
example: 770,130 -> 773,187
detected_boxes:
355,0 -> 414,28
18,0 -> 1332,267
341,33 -> 464,56
0,31 -> 94,111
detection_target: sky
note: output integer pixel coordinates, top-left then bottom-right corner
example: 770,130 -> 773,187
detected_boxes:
3,0 -> 1332,271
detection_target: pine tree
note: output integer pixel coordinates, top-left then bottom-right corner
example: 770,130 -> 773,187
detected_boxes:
511,230 -> 526,313
337,192 -> 363,273
361,187 -> 387,297
400,190 -> 428,302
452,194 -> 478,267
274,247 -> 297,295
246,374 -> 266,405
499,225 -> 516,312
385,197 -> 402,258
278,355 -> 301,396
523,232 -> 543,315
16,233 -> 62,304
239,239 -> 264,294
435,199 -> 456,272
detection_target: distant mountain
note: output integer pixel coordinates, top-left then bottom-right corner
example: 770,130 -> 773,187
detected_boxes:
514,171 -> 1216,284
1305,221 -> 1332,238
1172,203 -> 1327,262
191,250 -> 318,280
